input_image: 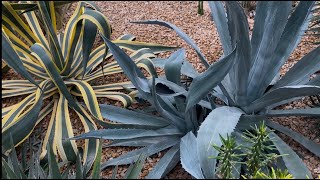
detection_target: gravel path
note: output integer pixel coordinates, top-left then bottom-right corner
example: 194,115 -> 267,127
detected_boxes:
2,1 -> 319,179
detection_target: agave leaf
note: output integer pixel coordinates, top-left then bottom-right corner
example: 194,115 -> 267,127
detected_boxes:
30,43 -> 95,122
186,45 -> 237,111
125,153 -> 147,179
111,166 -> 118,179
91,139 -> 103,179
82,19 -> 97,78
54,95 -> 78,162
71,127 -> 182,140
99,104 -> 169,127
308,75 -> 320,86
235,115 -> 265,131
152,58 -> 199,78
164,48 -> 185,85
2,82 -> 46,153
105,137 -> 171,148
268,132 -> 312,178
102,36 -> 151,97
266,120 -> 320,157
164,49 -> 187,113
265,108 -> 320,117
146,144 -> 180,179
131,20 -> 209,68
48,144 -> 62,179
73,101 -> 99,174
2,157 -> 18,179
180,132 -> 205,179
8,135 -> 24,179
272,46 -> 320,88
10,1 -> 73,13
37,1 -> 64,70
248,1 -> 291,99
208,1 -> 232,56
244,85 -> 320,113
2,31 -> 39,88
225,1 -> 251,105
253,1 -> 315,99
197,106 -> 243,179
76,153 -> 84,179
101,137 -> 180,169
150,78 -> 186,132
154,78 -> 187,97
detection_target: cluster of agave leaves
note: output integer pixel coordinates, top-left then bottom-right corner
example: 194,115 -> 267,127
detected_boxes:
73,1 -> 320,179
1,0 -> 175,173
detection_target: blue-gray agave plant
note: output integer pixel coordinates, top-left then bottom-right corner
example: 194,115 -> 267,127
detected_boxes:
72,1 -> 320,179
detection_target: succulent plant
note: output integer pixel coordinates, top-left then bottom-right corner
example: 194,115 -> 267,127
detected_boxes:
2,136 -> 146,179
70,1 -> 319,179
1,0 -> 175,171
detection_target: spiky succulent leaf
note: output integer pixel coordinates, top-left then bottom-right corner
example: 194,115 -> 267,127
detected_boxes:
250,1 -> 315,99
131,20 -> 209,68
272,46 -> 320,88
268,132 -> 312,178
186,45 -> 237,111
244,85 -> 320,113
180,132 -> 205,179
125,153 -> 147,179
101,137 -> 180,169
146,144 -> 180,179
265,108 -> 320,117
266,120 -> 320,157
197,106 -> 243,178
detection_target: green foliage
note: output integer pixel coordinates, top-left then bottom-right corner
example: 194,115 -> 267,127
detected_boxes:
198,1 -> 204,15
242,122 -> 281,176
2,0 -> 175,171
212,122 -> 285,179
248,168 -> 294,179
209,134 -> 243,179
1,137 -> 145,179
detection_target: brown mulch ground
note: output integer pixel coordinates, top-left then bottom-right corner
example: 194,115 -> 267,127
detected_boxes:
2,1 -> 319,179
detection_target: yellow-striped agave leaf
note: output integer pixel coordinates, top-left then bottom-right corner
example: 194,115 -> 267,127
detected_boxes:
2,1 -> 175,172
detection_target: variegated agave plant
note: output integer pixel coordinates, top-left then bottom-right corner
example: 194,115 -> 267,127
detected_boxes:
1,0 -> 175,171
72,1 -> 320,179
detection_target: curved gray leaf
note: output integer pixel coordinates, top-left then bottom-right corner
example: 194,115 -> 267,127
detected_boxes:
268,132 -> 312,178
152,58 -> 199,78
102,36 -> 150,96
180,132 -> 204,179
164,48 -> 185,85
186,45 -> 237,111
99,104 -> 169,127
273,46 -> 320,88
197,106 -> 243,179
131,20 -> 209,68
146,144 -> 180,179
71,127 -> 182,140
101,137 -> 180,169
266,120 -> 320,157
105,137 -> 172,148
265,108 -> 320,117
208,1 -> 232,56
225,1 -> 252,106
249,1 -> 291,84
244,85 -> 320,113
251,1 -> 315,99
154,78 -> 187,97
